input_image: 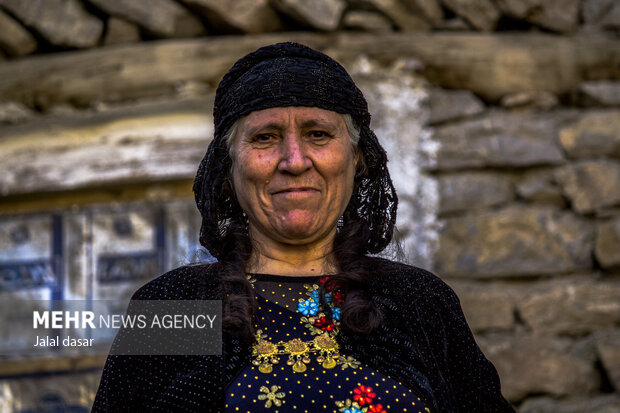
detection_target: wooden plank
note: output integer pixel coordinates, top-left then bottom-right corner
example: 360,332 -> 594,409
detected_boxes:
0,97 -> 213,197
0,32 -> 618,107
0,354 -> 107,376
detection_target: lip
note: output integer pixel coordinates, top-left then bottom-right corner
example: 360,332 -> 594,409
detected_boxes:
273,187 -> 319,194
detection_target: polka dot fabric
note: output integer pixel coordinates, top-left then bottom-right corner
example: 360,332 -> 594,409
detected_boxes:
92,258 -> 515,412
225,274 -> 429,412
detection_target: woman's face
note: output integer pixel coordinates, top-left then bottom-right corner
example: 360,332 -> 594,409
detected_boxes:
230,106 -> 356,247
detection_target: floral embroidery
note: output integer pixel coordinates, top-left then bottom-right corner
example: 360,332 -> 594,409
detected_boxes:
297,299 -> 319,316
257,385 -> 285,408
314,315 -> 336,332
335,398 -> 363,413
353,384 -> 376,405
338,356 -> 361,369
333,290 -> 345,304
368,404 -> 387,413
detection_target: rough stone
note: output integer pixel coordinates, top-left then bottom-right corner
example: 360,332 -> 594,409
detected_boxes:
559,111 -> 620,159
0,0 -> 103,48
400,0 -> 444,25
500,91 -> 558,110
0,8 -> 37,56
437,172 -> 513,214
88,0 -> 205,38
179,0 -> 282,34
595,217 -> 620,269
579,82 -> 620,107
445,280 -> 515,332
595,330 -> 620,391
497,0 -> 579,32
515,168 -> 567,208
519,278 -> 620,336
519,395 -> 620,413
554,160 -> 620,214
0,101 -> 35,124
427,111 -> 566,171
342,10 -> 394,32
427,88 -> 485,124
441,0 -> 500,31
478,334 -> 600,402
437,17 -> 470,30
434,205 -> 593,278
103,17 -> 141,46
361,0 -> 431,31
583,0 -> 620,31
271,0 -> 346,31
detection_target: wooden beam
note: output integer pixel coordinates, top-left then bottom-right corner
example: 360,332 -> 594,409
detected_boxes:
0,97 -> 213,197
0,32 -> 618,107
0,353 -> 107,376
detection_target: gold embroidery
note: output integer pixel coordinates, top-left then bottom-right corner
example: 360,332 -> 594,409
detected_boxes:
257,385 -> 286,408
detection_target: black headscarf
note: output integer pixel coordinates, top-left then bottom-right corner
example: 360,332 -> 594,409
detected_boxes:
193,42 -> 397,259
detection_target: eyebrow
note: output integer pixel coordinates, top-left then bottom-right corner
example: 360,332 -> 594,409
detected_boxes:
245,119 -> 339,136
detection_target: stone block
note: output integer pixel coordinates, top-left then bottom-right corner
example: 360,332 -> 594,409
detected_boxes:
445,280 -> 515,332
179,0 -> 282,33
342,10 -> 394,32
518,278 -> 620,335
0,0 -> 103,48
427,88 -> 484,124
583,0 -> 620,30
271,0 -> 346,31
0,8 -> 36,56
0,101 -> 35,125
515,168 -> 566,208
428,111 -> 566,171
519,395 -> 620,413
437,172 -> 513,214
401,0 -> 444,25
594,329 -> 620,392
579,82 -> 620,107
595,217 -> 620,269
500,91 -> 558,110
351,0 -> 430,31
442,0 -> 500,31
559,110 -> 620,159
478,334 -> 600,402
103,17 -> 141,46
89,0 -> 205,38
497,0 -> 579,32
554,160 -> 620,214
434,205 -> 593,277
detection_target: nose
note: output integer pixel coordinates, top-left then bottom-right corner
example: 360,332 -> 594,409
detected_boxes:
278,133 -> 312,175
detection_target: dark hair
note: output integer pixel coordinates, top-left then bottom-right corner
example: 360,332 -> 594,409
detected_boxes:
192,42 -> 398,344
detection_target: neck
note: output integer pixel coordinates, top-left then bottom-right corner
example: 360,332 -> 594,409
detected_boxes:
246,226 -> 338,276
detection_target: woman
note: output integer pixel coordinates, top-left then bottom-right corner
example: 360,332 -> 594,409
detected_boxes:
93,42 -> 514,412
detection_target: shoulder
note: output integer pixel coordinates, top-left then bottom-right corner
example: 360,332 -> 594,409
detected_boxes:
130,263 -> 222,300
368,257 -> 455,296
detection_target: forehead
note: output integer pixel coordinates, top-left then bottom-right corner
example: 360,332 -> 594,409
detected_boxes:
238,106 -> 345,131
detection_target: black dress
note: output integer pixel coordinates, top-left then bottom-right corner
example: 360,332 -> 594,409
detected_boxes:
225,273 -> 430,413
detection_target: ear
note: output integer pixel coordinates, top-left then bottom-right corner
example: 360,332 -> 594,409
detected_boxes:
353,147 -> 367,177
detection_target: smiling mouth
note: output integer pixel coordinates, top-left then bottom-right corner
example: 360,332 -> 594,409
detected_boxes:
274,187 -> 319,194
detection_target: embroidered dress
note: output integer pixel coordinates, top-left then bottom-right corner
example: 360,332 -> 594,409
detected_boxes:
225,274 -> 430,413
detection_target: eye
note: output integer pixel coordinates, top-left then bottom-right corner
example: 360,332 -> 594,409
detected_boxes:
308,130 -> 332,140
251,133 -> 276,144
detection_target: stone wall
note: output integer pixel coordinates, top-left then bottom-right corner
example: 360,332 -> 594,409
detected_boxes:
0,1 -> 619,412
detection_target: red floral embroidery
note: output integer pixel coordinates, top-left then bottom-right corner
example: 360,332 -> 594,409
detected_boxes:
368,404 -> 387,413
333,290 -> 345,304
313,316 -> 336,332
353,385 -> 376,405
